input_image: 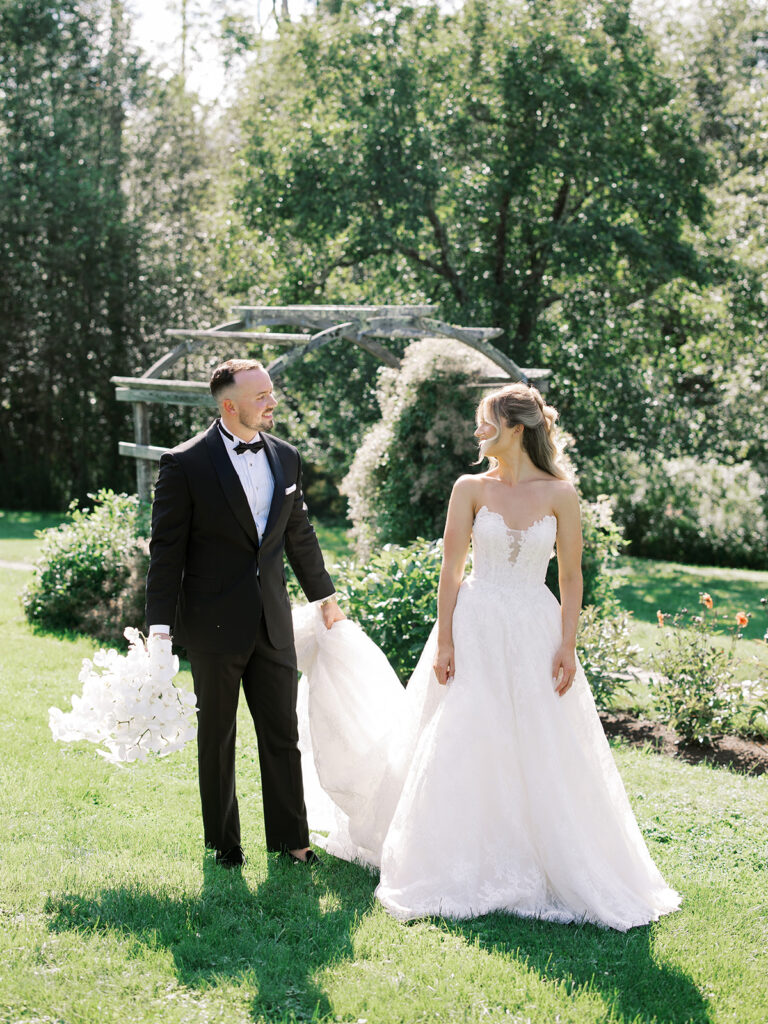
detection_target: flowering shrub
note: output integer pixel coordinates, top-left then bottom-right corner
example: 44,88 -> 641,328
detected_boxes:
650,594 -> 768,743
581,450 -> 768,569
49,628 -> 197,764
23,490 -> 150,641
576,606 -> 640,710
293,530 -> 631,690
342,338 -> 500,557
343,338 -> 623,612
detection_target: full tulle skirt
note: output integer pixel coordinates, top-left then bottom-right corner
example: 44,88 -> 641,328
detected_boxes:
294,580 -> 680,930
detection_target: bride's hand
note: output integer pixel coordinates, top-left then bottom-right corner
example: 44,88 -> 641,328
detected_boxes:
433,643 -> 455,686
552,644 -> 577,696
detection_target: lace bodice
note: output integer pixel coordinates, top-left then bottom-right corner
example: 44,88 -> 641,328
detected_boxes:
469,506 -> 556,588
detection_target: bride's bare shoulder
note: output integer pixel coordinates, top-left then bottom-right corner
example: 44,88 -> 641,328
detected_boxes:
547,477 -> 578,495
451,473 -> 486,506
548,478 -> 580,516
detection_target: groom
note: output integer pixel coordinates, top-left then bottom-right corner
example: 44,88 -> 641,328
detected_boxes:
145,358 -> 344,867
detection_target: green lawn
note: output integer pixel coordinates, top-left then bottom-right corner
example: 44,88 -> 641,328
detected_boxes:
0,509 -> 66,562
614,555 -> 768,644
1,545 -> 768,1022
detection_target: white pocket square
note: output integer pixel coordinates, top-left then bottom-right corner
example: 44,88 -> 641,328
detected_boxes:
285,483 -> 297,495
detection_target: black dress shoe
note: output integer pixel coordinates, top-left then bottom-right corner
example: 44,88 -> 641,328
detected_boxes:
215,845 -> 246,868
280,848 -> 321,866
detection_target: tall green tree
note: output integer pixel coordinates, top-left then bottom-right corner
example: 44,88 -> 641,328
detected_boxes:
0,0 -> 139,507
234,0 -> 709,363
550,0 -> 768,514
0,0 -> 222,508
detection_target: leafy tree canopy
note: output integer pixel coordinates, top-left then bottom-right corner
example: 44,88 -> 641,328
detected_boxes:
235,0 -> 710,362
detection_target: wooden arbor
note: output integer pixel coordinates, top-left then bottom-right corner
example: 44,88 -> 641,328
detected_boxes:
111,304 -> 550,501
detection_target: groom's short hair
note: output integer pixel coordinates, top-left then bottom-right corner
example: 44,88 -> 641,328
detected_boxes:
210,358 -> 266,401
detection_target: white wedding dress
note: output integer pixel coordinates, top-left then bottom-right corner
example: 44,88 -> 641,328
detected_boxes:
294,507 -> 681,929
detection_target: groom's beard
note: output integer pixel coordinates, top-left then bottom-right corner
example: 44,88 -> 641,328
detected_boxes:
239,412 -> 274,433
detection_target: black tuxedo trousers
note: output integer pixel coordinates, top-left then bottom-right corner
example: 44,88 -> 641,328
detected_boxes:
186,614 -> 305,853
145,422 -> 334,853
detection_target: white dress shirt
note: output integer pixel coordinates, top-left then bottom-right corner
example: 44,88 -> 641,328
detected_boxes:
150,425 -> 274,637
220,427 -> 275,540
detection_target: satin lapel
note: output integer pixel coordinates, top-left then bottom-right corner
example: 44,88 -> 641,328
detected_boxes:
204,423 -> 259,550
262,433 -> 287,538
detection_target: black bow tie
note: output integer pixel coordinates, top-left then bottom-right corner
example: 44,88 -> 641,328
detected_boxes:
218,422 -> 265,455
233,439 -> 265,455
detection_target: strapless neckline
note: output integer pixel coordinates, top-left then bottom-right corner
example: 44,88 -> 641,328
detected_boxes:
475,506 -> 557,535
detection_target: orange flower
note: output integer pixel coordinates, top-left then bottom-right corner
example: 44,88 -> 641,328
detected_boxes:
736,612 -> 749,628
657,610 -> 665,627
701,593 -> 714,610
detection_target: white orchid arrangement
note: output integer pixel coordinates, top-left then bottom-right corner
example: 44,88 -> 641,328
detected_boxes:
49,628 -> 197,765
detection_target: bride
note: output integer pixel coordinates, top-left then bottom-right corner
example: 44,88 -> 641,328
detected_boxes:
295,383 -> 681,930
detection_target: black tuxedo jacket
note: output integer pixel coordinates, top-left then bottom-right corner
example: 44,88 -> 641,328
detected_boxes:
145,421 -> 334,653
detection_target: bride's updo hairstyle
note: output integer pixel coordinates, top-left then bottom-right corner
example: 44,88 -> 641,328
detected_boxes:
476,383 -> 569,480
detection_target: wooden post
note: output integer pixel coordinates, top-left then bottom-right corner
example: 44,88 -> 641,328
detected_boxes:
133,402 -> 153,502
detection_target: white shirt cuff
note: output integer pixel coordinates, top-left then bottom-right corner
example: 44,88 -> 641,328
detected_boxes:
149,624 -> 171,636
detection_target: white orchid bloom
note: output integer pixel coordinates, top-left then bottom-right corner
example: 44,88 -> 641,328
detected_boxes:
49,629 -> 198,764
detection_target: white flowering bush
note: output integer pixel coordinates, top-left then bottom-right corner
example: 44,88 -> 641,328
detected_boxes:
584,450 -> 768,569
49,628 -> 197,764
342,338 -> 622,611
342,338 -> 499,557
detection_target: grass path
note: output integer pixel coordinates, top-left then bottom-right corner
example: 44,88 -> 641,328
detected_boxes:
1,540 -> 768,1021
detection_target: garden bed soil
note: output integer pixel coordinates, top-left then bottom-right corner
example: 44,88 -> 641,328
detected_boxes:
599,710 -> 768,776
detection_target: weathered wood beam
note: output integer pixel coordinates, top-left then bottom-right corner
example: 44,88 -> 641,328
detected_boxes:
265,321 -> 404,379
113,376 -> 212,393
234,304 -> 437,330
132,403 -> 153,502
358,319 -> 524,382
266,323 -> 354,379
413,317 -> 504,343
465,368 -> 552,391
116,389 -> 216,407
338,328 -> 402,367
439,332 -> 526,382
119,442 -> 168,461
354,316 -> 503,343
144,320 -> 244,378
112,376 -> 217,408
164,329 -> 309,344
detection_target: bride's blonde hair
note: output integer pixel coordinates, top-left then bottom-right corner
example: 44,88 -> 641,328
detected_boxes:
476,383 -> 569,480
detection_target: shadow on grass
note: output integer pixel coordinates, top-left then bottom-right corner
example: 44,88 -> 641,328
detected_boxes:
445,912 -> 710,1024
44,854 -> 710,1022
46,853 -> 377,1022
